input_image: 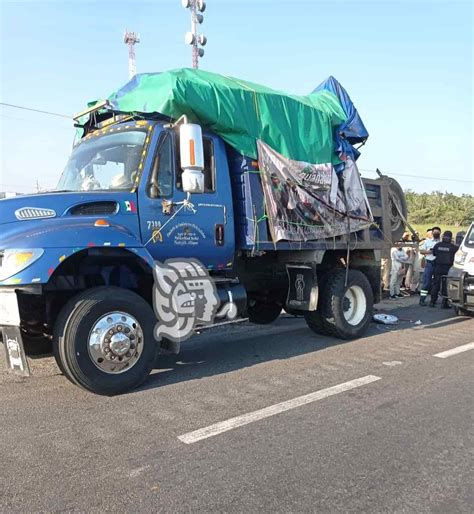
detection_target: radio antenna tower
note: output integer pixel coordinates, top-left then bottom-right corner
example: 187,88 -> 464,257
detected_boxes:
124,30 -> 140,79
181,0 -> 207,69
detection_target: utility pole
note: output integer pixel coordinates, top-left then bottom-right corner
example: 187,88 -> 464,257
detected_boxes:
124,30 -> 140,79
181,0 -> 207,69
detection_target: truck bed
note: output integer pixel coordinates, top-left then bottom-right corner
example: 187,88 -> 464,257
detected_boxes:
227,147 -> 392,254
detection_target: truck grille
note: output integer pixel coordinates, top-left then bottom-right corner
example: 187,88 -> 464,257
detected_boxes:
15,207 -> 56,220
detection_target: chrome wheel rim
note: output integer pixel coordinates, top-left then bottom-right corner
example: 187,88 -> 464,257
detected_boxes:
343,285 -> 366,326
88,311 -> 143,374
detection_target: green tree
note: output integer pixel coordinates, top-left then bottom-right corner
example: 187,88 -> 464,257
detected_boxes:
405,190 -> 474,226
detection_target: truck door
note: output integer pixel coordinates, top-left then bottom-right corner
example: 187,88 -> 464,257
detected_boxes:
138,127 -> 235,270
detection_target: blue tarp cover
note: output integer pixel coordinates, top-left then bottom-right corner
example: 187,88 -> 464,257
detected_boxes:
314,76 -> 368,165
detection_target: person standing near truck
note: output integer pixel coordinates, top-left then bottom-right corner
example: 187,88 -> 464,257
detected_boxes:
401,232 -> 414,294
430,231 -> 458,307
390,243 -> 409,298
419,226 -> 441,305
411,238 -> 424,294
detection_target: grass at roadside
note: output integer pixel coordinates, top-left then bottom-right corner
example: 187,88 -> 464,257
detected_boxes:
407,223 -> 469,237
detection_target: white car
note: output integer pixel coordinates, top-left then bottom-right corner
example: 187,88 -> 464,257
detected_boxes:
446,222 -> 474,315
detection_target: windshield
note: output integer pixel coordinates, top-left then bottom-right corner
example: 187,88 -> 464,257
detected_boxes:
56,129 -> 147,192
464,223 -> 474,248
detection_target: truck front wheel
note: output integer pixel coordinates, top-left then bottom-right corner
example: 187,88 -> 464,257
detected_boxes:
309,269 -> 373,339
53,287 -> 157,395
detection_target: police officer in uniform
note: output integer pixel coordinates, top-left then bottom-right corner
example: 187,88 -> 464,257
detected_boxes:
430,231 -> 458,307
419,226 -> 441,305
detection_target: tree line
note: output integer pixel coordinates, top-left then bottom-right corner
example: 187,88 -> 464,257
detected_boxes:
405,190 -> 474,226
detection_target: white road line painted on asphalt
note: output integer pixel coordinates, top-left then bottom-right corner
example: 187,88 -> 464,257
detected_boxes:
433,342 -> 474,359
383,361 -> 403,366
178,375 -> 382,445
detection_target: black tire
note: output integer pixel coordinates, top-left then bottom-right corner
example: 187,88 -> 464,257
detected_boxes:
387,177 -> 407,243
53,287 -> 157,395
304,309 -> 326,334
248,299 -> 283,324
316,269 -> 373,339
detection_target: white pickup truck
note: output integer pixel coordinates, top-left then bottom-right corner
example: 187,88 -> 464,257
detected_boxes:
446,222 -> 474,315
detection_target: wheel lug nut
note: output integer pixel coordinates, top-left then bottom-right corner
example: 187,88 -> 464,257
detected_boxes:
124,327 -> 130,334
130,344 -> 136,350
126,351 -> 131,357
109,330 -> 114,335
111,355 -> 116,360
117,325 -> 122,331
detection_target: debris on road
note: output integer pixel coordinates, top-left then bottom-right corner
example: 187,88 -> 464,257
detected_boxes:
373,314 -> 399,325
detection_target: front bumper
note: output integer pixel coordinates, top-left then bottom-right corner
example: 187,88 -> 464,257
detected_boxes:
446,268 -> 474,311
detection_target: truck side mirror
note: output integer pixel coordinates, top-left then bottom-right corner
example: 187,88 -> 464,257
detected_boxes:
179,123 -> 205,194
148,183 -> 160,199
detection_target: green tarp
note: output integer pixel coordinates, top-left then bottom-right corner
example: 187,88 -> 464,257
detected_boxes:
107,68 -> 347,165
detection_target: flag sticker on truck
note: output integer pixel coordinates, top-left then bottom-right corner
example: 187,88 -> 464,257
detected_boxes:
124,200 -> 137,213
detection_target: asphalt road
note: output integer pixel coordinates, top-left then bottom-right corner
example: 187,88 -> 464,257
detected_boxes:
1,297 -> 473,513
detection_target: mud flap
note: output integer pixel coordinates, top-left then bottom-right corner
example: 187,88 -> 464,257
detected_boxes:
2,326 -> 30,376
286,264 -> 318,311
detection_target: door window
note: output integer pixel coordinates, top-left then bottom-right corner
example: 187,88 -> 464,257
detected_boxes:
149,132 -> 174,197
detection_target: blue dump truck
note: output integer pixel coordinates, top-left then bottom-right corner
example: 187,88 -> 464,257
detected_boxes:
0,69 -> 406,394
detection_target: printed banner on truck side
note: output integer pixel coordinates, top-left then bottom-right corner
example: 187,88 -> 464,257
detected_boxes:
257,141 -> 373,242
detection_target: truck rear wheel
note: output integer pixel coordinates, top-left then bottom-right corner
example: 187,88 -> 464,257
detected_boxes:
312,269 -> 373,339
248,298 -> 283,324
304,310 -> 326,334
53,287 -> 157,395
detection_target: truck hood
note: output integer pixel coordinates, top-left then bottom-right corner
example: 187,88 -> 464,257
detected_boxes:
0,191 -> 142,248
0,192 -> 134,225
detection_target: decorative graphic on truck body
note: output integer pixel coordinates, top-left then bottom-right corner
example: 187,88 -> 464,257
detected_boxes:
152,258 -> 220,343
257,140 -> 372,242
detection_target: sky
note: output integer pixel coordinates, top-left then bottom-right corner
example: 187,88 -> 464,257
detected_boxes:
0,0 -> 472,195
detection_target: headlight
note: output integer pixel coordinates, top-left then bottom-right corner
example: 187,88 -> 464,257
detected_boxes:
454,250 -> 467,266
0,249 -> 44,281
